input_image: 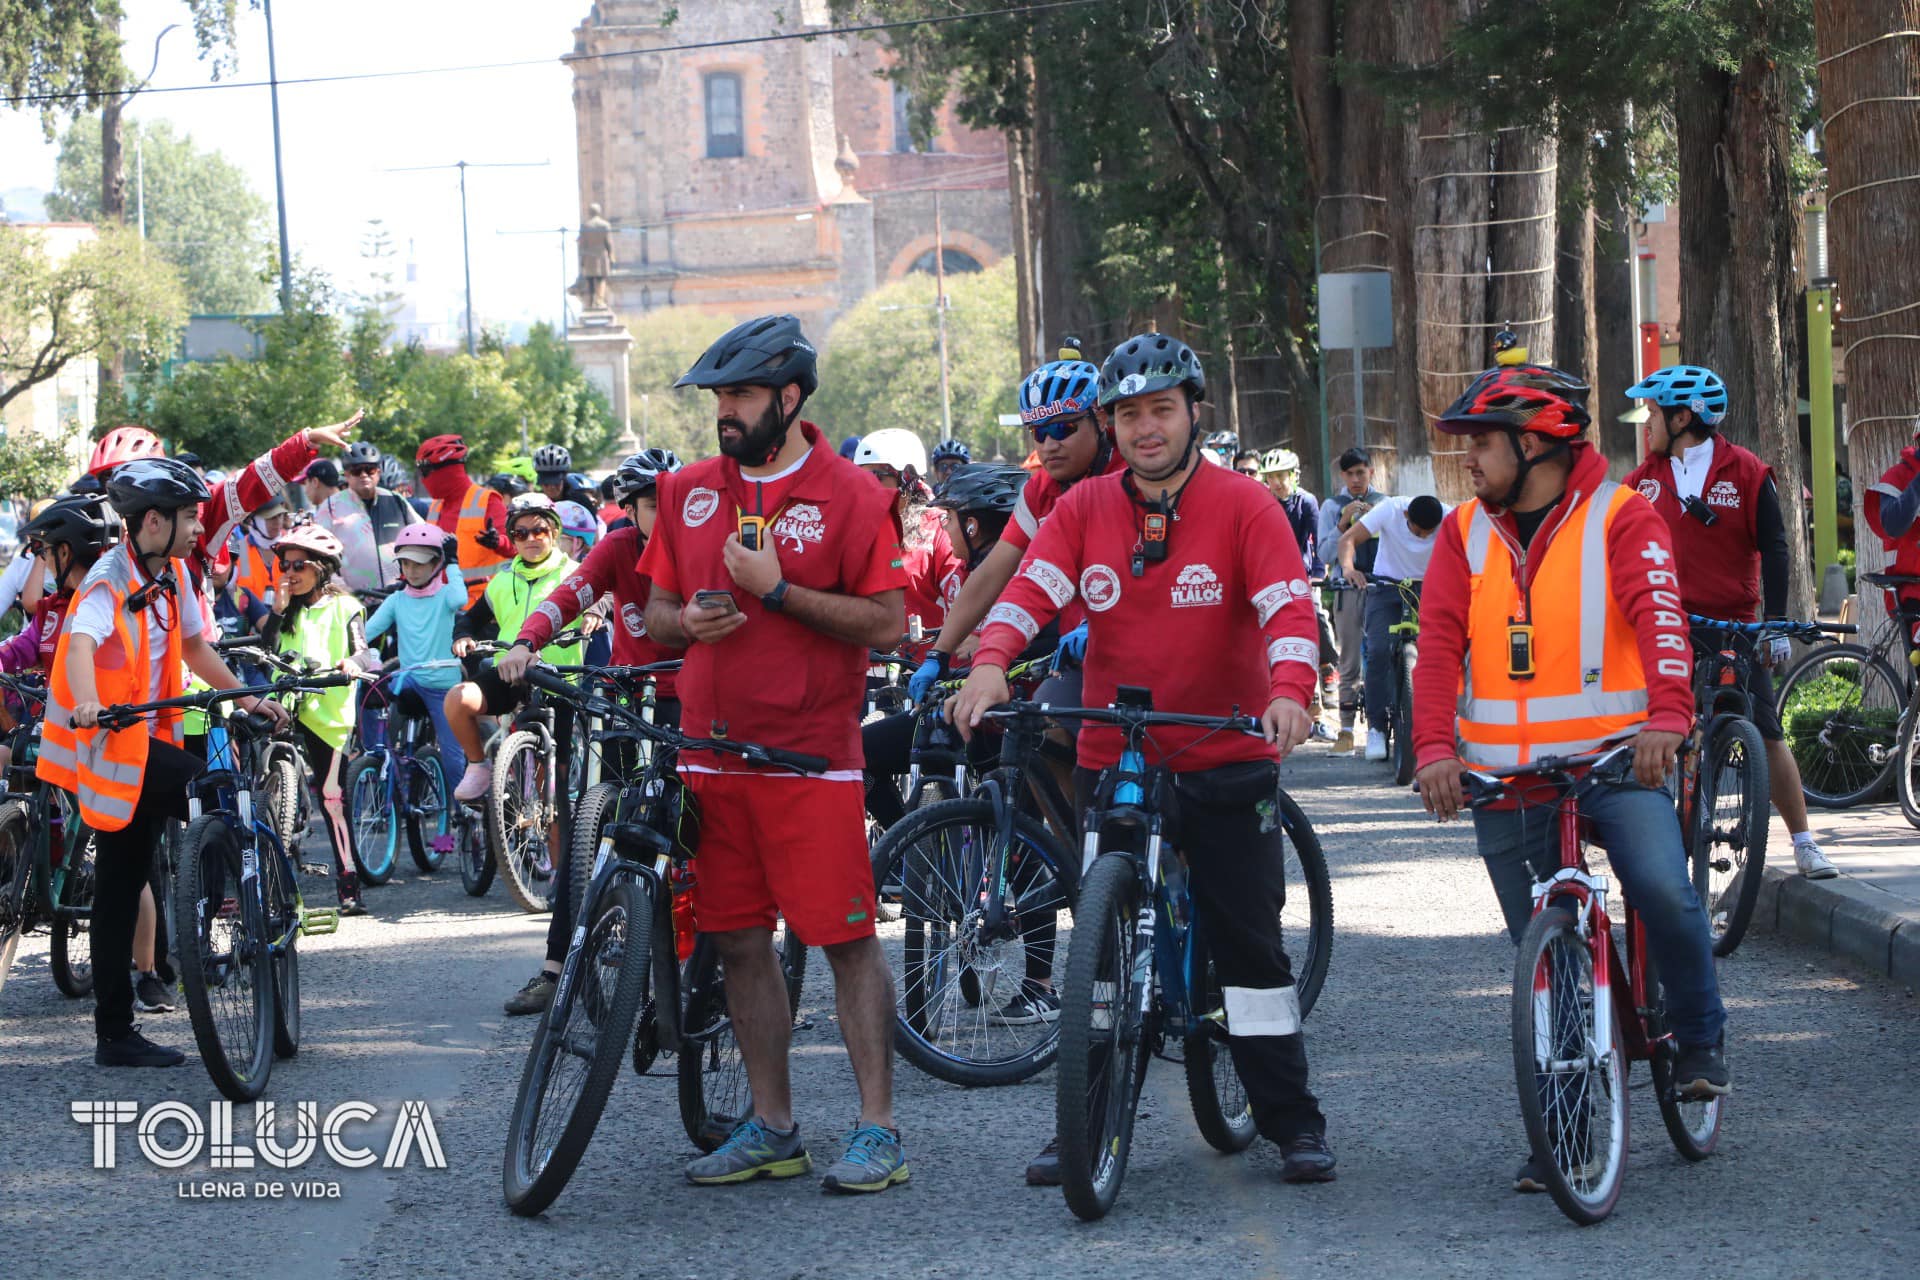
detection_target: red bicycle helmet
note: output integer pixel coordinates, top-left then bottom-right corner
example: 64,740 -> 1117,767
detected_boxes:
88,425 -> 166,476
1436,364 -> 1592,439
415,434 -> 469,467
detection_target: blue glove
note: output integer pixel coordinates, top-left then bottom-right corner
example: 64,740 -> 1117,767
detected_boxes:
908,654 -> 947,704
1055,622 -> 1090,671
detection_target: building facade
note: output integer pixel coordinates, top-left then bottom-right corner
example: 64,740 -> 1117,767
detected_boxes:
566,0 -> 1011,330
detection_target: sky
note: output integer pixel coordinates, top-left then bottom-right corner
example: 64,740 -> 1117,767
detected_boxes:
0,1 -> 586,337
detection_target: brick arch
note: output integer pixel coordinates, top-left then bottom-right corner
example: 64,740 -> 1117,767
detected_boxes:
884,230 -> 1002,282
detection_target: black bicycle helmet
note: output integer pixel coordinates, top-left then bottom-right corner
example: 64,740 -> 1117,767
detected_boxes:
106,457 -> 210,519
486,472 -> 530,499
23,493 -> 120,555
930,463 -> 1026,516
344,440 -> 382,467
675,314 -> 819,398
533,443 -> 572,477
613,448 -> 684,502
1098,332 -> 1207,407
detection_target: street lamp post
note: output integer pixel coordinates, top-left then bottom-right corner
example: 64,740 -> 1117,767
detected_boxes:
263,0 -> 293,312
387,159 -> 549,355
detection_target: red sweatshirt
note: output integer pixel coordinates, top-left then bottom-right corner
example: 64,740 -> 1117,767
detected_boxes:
973,461 -> 1318,772
516,525 -> 683,696
202,430 -> 318,571
1411,445 -> 1695,772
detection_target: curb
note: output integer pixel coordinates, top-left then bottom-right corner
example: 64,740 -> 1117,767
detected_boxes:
1750,865 -> 1920,986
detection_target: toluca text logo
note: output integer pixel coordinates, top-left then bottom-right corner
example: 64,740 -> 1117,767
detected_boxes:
73,1099 -> 447,1197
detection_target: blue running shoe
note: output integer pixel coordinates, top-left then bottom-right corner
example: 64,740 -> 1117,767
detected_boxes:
821,1123 -> 909,1194
685,1118 -> 811,1185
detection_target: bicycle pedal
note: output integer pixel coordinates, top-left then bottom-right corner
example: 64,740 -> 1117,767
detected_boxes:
297,862 -> 332,878
300,906 -> 340,936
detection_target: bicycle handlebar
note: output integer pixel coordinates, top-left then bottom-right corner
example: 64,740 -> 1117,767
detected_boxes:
980,700 -> 1262,737
520,665 -> 827,774
1686,615 -> 1825,640
98,672 -> 354,730
1454,741 -> 1641,809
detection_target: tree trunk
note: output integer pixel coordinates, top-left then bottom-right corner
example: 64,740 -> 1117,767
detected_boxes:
1032,76 -> 1094,351
1553,136 -> 1599,408
1594,119 -> 1641,475
1006,123 -> 1040,375
1487,127 -> 1558,364
1677,37 -> 1815,620
1815,0 -> 1920,638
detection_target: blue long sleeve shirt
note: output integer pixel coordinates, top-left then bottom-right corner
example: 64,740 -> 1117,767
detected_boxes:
364,564 -> 467,689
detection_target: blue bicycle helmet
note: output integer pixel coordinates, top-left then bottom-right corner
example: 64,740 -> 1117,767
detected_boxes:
1626,365 -> 1728,427
1018,359 -> 1101,427
930,439 -> 972,466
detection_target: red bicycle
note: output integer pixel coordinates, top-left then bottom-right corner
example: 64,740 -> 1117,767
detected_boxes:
1462,743 -> 1723,1225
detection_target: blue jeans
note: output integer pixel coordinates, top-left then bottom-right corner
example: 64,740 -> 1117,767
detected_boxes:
1471,780 -> 1726,1048
392,672 -> 465,788
1362,582 -> 1408,732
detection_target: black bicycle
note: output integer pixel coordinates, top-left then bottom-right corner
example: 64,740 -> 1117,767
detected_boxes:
502,665 -> 822,1217
0,671 -> 96,1000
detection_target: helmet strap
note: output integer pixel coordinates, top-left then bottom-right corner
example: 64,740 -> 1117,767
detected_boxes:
1127,411 -> 1198,486
1496,431 -> 1570,511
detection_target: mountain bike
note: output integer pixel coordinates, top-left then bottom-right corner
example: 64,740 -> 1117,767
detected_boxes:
344,659 -> 466,884
502,665 -> 824,1217
472,632 -> 586,913
1460,743 -> 1723,1226
1682,617 -> 1822,955
1019,689 -> 1333,1220
1773,576 -> 1913,807
0,672 -> 97,1000
214,637 -> 314,858
103,671 -> 358,1101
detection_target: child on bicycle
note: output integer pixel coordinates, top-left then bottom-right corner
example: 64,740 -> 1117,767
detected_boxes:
359,522 -> 469,794
260,521 -> 370,915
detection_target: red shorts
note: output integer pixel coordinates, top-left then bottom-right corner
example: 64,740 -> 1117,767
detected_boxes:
683,770 -> 875,947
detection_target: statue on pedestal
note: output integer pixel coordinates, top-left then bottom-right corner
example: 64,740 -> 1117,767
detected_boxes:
570,203 -> 615,314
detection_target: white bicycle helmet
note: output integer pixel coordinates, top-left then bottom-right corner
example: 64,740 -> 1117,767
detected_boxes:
852,428 -> 929,477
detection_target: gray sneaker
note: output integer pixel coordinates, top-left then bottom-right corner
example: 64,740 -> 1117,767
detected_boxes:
685,1118 -> 812,1185
504,971 -> 556,1016
821,1124 -> 909,1194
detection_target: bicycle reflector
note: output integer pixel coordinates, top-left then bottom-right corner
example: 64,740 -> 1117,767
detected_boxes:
1718,651 -> 1740,685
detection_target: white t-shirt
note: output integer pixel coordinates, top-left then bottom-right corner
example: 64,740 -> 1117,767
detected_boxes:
1359,496 -> 1448,581
1671,436 -> 1715,502
70,554 -> 203,699
0,552 -> 50,617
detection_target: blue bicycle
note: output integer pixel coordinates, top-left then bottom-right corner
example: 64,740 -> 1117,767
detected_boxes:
982,689 -> 1331,1221
345,660 -> 465,884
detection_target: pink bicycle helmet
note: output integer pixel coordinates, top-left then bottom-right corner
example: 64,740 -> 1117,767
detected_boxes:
393,520 -> 450,596
271,522 -> 345,569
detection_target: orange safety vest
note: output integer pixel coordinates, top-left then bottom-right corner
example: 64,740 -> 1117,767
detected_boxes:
428,482 -> 509,608
235,537 -> 278,608
36,551 -> 188,832
1453,481 -> 1651,769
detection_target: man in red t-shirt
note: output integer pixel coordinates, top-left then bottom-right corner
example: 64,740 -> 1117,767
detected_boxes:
1622,364 -> 1835,879
910,351 -> 1124,698
639,315 -> 911,1195
952,331 -> 1337,1189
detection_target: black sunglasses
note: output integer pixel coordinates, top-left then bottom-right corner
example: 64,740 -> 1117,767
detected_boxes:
344,464 -> 380,476
509,523 -> 554,541
277,556 -> 316,571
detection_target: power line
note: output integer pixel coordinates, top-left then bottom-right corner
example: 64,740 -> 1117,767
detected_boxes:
1,0 -> 1118,107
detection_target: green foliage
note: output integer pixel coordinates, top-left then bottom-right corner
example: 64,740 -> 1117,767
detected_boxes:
625,307 -> 743,464
810,261 -> 1022,459
47,113 -> 273,313
4,2 -> 248,136
0,221 -> 187,414
134,273 -> 615,472
0,431 -> 77,500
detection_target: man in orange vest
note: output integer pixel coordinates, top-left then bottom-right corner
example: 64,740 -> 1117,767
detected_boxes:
417,434 -> 510,608
38,458 -> 292,1068
1408,364 -> 1729,1192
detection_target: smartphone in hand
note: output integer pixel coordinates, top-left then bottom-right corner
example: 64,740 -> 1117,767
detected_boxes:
692,589 -> 739,615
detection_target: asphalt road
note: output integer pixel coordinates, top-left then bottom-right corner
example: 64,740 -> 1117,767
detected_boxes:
2,746 -> 1915,1279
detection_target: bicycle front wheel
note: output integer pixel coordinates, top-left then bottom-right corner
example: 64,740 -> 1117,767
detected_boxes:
1056,852 -> 1150,1222
1274,790 -> 1333,1016
0,801 -> 30,999
405,756 -> 452,872
491,731 -> 556,913
263,845 -> 301,1059
48,800 -> 96,999
345,755 -> 397,885
175,817 -> 275,1102
1776,642 -> 1903,807
1392,647 -> 1417,787
884,797 -> 1068,1087
262,750 -> 305,857
1694,717 -> 1769,957
1896,704 -> 1920,831
504,874 -> 652,1217
1510,904 -> 1627,1225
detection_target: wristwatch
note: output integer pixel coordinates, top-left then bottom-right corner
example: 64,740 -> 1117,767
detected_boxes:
761,579 -> 791,612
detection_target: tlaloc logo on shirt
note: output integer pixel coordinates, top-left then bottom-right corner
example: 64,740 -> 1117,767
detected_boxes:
772,503 -> 825,553
1707,479 -> 1742,510
1171,563 -> 1224,608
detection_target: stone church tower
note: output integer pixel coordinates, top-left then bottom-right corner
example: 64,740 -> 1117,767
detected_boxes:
565,0 -> 1011,331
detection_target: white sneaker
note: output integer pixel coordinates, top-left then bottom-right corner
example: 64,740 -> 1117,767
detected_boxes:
1364,730 -> 1387,762
453,761 -> 493,802
1794,839 -> 1838,880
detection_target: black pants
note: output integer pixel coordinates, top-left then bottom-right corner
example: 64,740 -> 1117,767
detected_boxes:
861,709 -> 997,832
94,738 -> 199,1041
1076,760 -> 1325,1142
543,696 -> 680,966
